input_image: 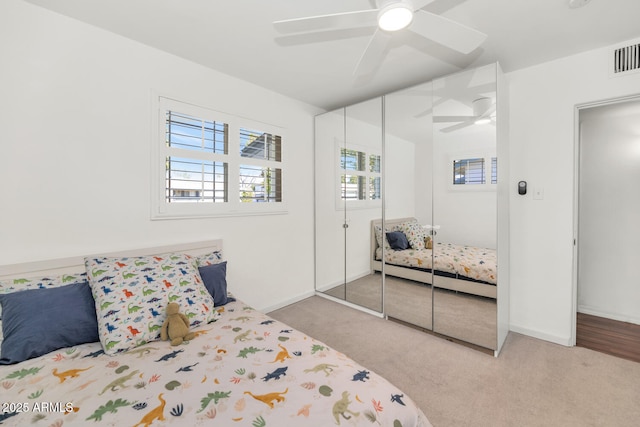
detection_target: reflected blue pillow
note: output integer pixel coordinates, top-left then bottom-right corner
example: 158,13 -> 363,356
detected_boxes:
386,231 -> 410,250
198,261 -> 234,306
0,281 -> 99,365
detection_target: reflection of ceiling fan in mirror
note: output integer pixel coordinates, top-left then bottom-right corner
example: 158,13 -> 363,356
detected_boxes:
273,0 -> 487,76
434,97 -> 495,133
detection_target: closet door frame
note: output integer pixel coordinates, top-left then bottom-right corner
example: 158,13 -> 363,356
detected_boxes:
571,93 -> 640,345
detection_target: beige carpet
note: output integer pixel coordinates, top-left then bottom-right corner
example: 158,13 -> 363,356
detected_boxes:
269,296 -> 640,427
322,273 -> 383,312
323,273 -> 497,349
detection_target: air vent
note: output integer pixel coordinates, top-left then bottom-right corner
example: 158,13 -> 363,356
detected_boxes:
612,43 -> 640,75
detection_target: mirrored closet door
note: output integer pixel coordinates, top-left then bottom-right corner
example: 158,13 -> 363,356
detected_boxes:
382,81 -> 434,330
314,98 -> 383,313
315,63 -> 509,354
431,64 -> 498,350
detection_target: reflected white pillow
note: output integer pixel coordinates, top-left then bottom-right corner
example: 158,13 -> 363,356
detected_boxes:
399,220 -> 427,250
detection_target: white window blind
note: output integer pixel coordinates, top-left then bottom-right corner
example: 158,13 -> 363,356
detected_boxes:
491,157 -> 497,184
453,158 -> 485,185
452,156 -> 498,188
165,111 -> 229,203
339,148 -> 381,202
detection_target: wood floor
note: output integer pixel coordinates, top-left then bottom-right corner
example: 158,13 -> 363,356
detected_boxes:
576,312 -> 640,363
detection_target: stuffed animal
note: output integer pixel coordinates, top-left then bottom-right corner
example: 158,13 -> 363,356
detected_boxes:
160,302 -> 196,346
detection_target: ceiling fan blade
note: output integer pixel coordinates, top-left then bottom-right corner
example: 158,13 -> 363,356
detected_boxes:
410,10 -> 487,54
353,29 -> 392,76
480,103 -> 496,118
433,115 -> 474,123
411,0 -> 436,11
440,120 -> 475,133
273,9 -> 378,33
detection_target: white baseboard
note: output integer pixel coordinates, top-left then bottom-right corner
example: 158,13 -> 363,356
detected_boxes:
315,283 -> 335,293
315,270 -> 374,293
315,292 -> 385,318
263,290 -> 315,313
509,323 -> 572,347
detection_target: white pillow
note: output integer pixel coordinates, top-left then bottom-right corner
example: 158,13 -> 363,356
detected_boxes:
399,220 -> 427,250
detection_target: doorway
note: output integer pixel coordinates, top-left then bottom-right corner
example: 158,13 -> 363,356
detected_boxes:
575,96 -> 640,362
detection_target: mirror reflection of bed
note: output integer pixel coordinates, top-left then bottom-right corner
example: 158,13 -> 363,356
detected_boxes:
372,217 -> 497,350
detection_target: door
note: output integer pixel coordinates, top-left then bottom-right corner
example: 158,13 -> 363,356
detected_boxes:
315,108 -> 346,300
383,81 -> 434,330
431,64 -> 498,350
314,99 -> 383,313
577,98 -> 640,354
343,98 -> 383,312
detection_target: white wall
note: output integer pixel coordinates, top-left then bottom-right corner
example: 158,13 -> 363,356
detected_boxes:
432,125 -> 497,248
0,0 -> 321,311
384,134 -> 417,220
508,38 -> 640,345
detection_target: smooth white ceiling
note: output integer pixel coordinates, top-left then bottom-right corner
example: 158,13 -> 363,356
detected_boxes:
24,0 -> 640,110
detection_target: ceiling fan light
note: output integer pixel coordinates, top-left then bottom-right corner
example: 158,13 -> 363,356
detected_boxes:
474,118 -> 491,125
378,5 -> 413,32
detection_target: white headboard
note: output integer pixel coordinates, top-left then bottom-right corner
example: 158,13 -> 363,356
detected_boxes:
0,239 -> 223,282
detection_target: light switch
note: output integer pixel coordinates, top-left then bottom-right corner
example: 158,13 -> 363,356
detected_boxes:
533,187 -> 544,200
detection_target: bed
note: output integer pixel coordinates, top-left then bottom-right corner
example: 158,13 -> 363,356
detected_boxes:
371,218 -> 497,299
0,240 -> 430,427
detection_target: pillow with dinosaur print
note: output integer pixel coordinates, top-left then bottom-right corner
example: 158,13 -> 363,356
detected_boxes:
399,220 -> 427,250
85,252 -> 218,355
196,250 -> 223,266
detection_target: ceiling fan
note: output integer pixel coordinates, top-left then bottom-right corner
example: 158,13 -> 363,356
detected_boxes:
434,97 -> 495,133
273,0 -> 487,76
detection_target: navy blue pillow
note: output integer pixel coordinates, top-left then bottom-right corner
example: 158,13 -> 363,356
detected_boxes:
386,231 -> 410,250
198,261 -> 234,306
0,281 -> 99,365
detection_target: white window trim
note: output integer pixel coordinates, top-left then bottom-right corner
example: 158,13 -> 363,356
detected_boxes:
151,94 -> 288,220
447,151 -> 497,192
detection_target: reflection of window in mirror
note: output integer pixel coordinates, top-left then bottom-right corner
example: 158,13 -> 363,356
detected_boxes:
451,155 -> 497,189
453,157 -> 485,184
491,157 -> 497,184
337,145 -> 381,206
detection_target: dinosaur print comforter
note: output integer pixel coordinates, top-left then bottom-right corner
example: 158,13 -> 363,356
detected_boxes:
377,242 -> 497,285
0,297 -> 431,426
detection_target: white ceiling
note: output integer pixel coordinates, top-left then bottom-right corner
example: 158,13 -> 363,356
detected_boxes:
25,0 -> 640,111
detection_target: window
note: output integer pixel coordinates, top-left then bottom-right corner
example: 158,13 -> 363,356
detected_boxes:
453,158 -> 485,185
239,128 -> 282,203
451,155 -> 497,189
337,144 -> 381,207
165,110 -> 229,204
153,97 -> 285,219
491,157 -> 497,184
